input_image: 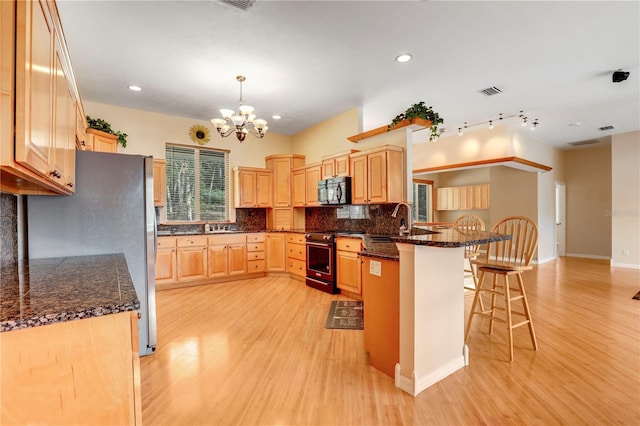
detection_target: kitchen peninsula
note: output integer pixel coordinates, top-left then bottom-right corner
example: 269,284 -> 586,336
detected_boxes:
390,227 -> 510,397
0,254 -> 142,424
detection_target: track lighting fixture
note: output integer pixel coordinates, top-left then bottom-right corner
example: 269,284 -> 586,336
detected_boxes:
447,110 -> 540,136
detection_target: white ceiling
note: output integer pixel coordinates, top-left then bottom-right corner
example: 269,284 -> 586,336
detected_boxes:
56,0 -> 640,149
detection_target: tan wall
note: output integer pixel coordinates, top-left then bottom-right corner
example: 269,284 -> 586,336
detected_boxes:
489,166 -> 538,232
84,102 -> 293,168
611,131 -> 640,268
563,144 -> 612,258
291,107 -> 406,164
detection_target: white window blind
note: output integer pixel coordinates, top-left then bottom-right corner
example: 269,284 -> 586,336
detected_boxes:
165,144 -> 229,222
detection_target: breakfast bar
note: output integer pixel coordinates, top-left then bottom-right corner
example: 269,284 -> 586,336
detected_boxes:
391,228 -> 510,397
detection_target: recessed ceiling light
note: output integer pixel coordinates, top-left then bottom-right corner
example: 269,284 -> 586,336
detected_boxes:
272,115 -> 281,120
395,54 -> 412,63
128,85 -> 142,91
568,122 -> 582,127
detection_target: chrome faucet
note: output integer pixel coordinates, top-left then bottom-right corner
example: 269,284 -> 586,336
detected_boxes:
392,202 -> 412,234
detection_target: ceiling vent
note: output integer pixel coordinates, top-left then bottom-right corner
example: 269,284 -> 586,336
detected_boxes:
598,125 -> 615,131
220,0 -> 256,11
479,86 -> 502,96
568,140 -> 599,147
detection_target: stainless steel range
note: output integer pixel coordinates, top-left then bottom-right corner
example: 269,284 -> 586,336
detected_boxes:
304,232 -> 339,294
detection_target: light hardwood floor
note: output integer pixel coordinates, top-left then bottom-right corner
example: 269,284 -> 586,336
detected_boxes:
141,257 -> 640,425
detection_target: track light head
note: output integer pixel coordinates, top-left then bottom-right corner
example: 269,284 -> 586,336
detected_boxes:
612,70 -> 630,83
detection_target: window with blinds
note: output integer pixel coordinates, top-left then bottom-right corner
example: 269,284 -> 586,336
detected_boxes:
165,144 -> 229,222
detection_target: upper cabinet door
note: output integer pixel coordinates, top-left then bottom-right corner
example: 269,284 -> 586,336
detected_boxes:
14,0 -> 55,179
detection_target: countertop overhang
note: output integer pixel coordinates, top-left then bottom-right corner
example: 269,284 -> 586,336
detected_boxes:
1,254 -> 140,332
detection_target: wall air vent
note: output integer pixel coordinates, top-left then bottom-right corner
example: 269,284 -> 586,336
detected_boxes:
598,125 -> 615,131
479,86 -> 502,96
568,140 -> 600,147
220,0 -> 256,11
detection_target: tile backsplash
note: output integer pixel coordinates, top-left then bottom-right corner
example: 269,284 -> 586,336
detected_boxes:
1,193 -> 18,267
305,204 -> 410,235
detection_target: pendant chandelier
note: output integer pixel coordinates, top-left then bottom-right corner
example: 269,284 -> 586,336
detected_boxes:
211,75 -> 268,142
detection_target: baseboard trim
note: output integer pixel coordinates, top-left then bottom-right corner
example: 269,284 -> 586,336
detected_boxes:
565,253 -> 611,260
395,357 -> 466,397
534,256 -> 556,264
610,261 -> 640,270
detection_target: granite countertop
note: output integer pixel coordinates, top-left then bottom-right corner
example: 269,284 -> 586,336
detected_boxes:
392,227 -> 510,248
1,254 -> 140,333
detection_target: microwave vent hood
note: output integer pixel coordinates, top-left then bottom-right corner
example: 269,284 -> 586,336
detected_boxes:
318,176 -> 351,205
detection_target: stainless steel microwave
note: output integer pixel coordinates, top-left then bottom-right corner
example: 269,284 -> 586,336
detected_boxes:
318,176 -> 351,205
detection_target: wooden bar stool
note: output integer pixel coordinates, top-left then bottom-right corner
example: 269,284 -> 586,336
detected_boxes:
464,216 -> 538,361
452,214 -> 486,310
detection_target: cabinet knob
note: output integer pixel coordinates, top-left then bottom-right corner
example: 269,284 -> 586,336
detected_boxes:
66,182 -> 74,188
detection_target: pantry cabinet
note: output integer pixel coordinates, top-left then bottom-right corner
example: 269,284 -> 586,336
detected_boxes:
265,154 -> 305,207
233,167 -> 273,208
1,0 -> 80,195
350,146 -> 405,204
292,163 -> 322,207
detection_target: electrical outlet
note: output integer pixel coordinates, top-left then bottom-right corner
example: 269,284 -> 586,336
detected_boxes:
622,249 -> 629,256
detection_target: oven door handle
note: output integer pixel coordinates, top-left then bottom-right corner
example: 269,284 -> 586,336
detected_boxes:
305,241 -> 333,247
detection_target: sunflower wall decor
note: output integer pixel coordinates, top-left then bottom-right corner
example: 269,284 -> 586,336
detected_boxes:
189,124 -> 211,145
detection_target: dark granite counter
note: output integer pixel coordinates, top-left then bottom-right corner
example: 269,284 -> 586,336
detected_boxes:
1,254 -> 140,332
392,227 -> 510,248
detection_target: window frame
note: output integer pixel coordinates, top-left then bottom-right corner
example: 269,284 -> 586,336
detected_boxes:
165,143 -> 230,223
413,179 -> 434,224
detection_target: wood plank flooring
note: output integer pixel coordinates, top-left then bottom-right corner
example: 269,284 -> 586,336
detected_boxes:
140,257 -> 640,425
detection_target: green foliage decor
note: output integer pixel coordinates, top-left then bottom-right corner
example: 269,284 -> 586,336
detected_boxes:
86,115 -> 128,148
387,101 -> 444,142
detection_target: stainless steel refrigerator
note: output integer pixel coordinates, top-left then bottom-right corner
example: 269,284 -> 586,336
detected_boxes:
27,150 -> 157,356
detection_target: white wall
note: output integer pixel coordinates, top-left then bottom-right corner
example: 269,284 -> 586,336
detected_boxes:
611,131 -> 640,268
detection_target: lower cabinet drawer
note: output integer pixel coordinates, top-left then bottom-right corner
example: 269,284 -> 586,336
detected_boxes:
287,258 -> 306,277
248,259 -> 266,273
247,251 -> 266,261
287,243 -> 306,261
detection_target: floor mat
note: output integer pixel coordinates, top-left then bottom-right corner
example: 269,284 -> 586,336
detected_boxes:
324,300 -> 363,330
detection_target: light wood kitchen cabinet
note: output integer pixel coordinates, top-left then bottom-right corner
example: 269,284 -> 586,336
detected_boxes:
207,234 -> 247,278
177,235 -> 208,281
292,162 -> 322,207
321,149 -> 358,178
473,184 -> 490,209
85,128 -> 117,153
436,184 -> 490,211
349,145 -> 405,204
153,159 -> 167,207
265,154 -> 305,208
156,237 -> 177,285
266,232 -> 287,272
233,167 -> 273,208
286,233 -> 306,278
246,233 -> 266,273
336,237 -> 363,298
75,100 -> 87,149
1,311 -> 142,425
362,256 -> 399,378
2,0 -> 80,195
